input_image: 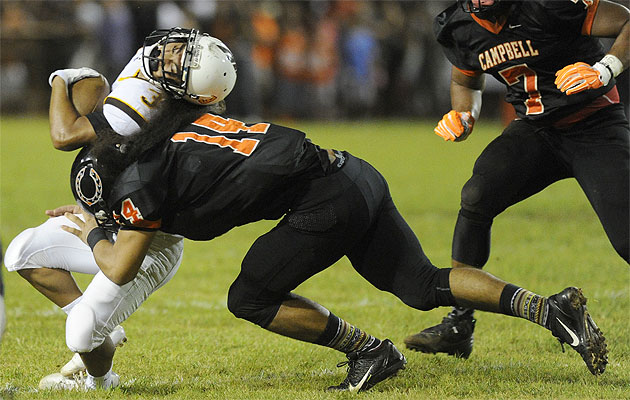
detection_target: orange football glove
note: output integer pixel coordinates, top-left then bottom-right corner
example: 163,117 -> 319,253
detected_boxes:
555,62 -> 606,96
434,110 -> 475,142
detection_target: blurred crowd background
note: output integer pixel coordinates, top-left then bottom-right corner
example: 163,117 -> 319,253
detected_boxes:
1,0 -> 628,121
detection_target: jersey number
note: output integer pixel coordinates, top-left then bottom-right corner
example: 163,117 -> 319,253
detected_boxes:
194,114 -> 270,134
498,64 -> 544,115
122,198 -> 143,224
172,115 -> 270,156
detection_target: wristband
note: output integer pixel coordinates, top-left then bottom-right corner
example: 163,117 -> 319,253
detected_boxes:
460,111 -> 475,138
87,227 -> 108,250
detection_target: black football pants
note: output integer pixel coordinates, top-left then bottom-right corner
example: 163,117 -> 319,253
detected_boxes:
227,153 -> 454,327
453,104 -> 629,266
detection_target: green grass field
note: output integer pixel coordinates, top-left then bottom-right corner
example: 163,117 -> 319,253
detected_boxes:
1,116 -> 628,399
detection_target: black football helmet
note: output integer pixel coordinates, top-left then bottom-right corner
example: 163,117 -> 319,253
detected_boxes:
70,146 -> 117,232
457,0 -> 502,13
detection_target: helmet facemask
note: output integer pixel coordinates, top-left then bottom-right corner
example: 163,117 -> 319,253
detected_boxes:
142,27 -> 237,106
142,27 -> 197,99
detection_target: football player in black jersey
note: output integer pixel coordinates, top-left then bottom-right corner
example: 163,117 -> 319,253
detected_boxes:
62,97 -> 608,390
405,0 -> 629,360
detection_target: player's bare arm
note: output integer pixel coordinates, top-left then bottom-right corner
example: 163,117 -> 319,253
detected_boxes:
555,1 -> 629,95
49,77 -> 97,150
450,67 -> 484,119
49,72 -> 108,151
434,68 -> 484,142
62,211 -> 155,285
592,0 -> 629,68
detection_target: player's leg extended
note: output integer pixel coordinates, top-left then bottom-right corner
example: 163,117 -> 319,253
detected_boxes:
228,226 -> 405,393
229,218 -> 405,388
228,156 -> 406,392
409,120 -> 571,358
569,105 -> 629,263
344,191 -> 607,375
449,267 -> 607,375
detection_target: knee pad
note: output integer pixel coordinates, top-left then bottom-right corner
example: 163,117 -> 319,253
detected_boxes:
460,175 -> 486,211
66,302 -> 99,353
227,277 -> 287,328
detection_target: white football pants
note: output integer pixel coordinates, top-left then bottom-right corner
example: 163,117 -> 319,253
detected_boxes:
5,215 -> 183,352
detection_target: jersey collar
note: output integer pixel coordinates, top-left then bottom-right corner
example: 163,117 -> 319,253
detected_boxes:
471,13 -> 509,34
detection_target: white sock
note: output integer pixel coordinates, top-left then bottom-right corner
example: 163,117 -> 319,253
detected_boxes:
87,368 -> 112,389
62,296 -> 83,315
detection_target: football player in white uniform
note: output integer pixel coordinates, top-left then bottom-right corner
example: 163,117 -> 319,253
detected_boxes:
4,27 -> 236,390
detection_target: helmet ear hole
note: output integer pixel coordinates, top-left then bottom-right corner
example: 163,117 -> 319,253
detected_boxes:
148,46 -> 161,73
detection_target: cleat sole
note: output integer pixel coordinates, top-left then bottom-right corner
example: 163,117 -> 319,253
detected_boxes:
404,337 -> 473,359
556,287 -> 608,376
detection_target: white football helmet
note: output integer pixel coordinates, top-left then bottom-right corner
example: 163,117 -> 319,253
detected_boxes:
142,27 -> 237,105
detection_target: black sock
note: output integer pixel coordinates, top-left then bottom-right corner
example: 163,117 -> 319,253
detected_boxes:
500,284 -> 548,327
315,312 -> 381,353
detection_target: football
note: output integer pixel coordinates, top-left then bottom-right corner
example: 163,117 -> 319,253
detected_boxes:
69,76 -> 109,116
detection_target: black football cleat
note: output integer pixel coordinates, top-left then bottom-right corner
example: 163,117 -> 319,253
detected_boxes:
546,287 -> 607,375
326,339 -> 406,393
404,308 -> 475,359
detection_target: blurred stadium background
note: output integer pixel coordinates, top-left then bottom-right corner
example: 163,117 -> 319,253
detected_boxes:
2,0 -> 627,122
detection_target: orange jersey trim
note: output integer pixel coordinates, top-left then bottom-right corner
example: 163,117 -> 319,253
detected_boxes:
553,86 -> 619,129
455,66 -> 482,77
581,0 -> 599,35
130,219 -> 162,230
472,13 -> 508,35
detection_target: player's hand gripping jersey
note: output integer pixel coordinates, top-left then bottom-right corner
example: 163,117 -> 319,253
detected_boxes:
103,114 -> 333,240
434,0 -> 619,125
87,49 -> 164,136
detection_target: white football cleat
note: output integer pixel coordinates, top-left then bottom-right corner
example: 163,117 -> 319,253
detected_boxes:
86,370 -> 120,389
61,325 -> 127,377
39,372 -> 87,391
39,371 -> 120,391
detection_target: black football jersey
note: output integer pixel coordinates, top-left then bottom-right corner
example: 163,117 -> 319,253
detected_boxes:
106,114 -> 329,240
434,0 -> 614,124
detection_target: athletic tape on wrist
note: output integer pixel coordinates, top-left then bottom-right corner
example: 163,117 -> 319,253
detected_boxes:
600,54 -> 624,78
87,227 -> 108,250
593,62 -> 612,85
